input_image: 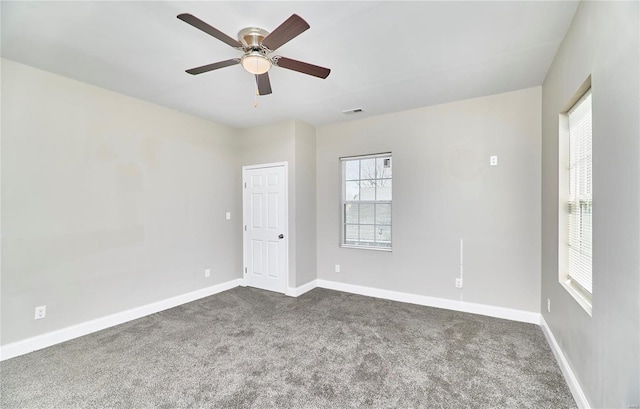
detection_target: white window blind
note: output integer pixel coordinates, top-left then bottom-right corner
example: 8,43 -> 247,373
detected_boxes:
567,89 -> 592,295
341,153 -> 392,249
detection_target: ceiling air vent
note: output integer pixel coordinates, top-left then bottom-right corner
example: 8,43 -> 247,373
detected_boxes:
342,108 -> 364,115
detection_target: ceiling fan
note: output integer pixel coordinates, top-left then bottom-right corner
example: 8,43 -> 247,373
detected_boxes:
177,13 -> 331,96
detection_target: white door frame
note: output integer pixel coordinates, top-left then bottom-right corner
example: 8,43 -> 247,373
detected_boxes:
242,161 -> 289,292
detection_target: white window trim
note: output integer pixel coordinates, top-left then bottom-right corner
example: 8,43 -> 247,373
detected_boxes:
560,280 -> 592,315
340,152 -> 392,251
558,78 -> 592,316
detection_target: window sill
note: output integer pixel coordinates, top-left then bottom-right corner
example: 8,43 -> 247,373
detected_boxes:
560,280 -> 592,316
341,244 -> 392,252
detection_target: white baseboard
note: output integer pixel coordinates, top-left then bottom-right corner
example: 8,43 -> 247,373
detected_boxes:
540,316 -> 591,409
0,278 -> 242,361
286,279 -> 318,297
315,279 -> 541,325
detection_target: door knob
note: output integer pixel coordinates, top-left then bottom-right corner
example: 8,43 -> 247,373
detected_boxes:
278,234 -> 284,239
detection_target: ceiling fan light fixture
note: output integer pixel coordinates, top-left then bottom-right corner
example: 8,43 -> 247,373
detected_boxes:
241,52 -> 271,75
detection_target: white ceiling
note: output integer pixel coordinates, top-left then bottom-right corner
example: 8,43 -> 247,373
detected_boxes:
1,1 -> 579,129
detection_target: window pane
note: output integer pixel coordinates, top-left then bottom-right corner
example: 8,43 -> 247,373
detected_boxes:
345,204 -> 359,224
376,157 -> 392,179
360,180 -> 376,200
376,179 -> 392,200
360,204 -> 374,224
375,204 -> 391,225
345,224 -> 358,242
567,90 -> 592,295
345,181 -> 359,201
345,160 -> 360,181
360,225 -> 375,243
341,154 -> 392,250
360,158 -> 376,180
376,226 -> 391,244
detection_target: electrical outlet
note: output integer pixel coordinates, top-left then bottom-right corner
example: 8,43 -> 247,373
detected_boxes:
226,212 -> 231,220
335,264 -> 340,273
490,155 -> 498,166
205,269 -> 211,278
455,278 -> 463,288
547,298 -> 551,313
35,305 -> 46,320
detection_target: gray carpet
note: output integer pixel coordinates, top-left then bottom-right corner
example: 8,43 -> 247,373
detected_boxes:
1,287 -> 576,408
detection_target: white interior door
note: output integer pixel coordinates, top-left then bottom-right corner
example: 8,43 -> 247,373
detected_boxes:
243,163 -> 288,293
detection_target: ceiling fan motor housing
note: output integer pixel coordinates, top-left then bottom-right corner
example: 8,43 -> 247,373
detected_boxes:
238,27 -> 270,51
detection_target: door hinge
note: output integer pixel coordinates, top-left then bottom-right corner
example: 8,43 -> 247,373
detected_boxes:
244,267 -> 247,274
244,225 -> 247,231
244,182 -> 246,188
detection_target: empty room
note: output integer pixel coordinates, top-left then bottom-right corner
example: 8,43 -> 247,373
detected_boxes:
1,1 -> 638,408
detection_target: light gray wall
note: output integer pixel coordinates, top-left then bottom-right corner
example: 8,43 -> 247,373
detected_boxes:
316,87 -> 542,313
294,120 -> 317,287
1,59 -> 243,345
541,2 -> 640,407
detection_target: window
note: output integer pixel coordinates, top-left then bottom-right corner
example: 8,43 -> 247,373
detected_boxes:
566,88 -> 593,301
341,153 -> 392,250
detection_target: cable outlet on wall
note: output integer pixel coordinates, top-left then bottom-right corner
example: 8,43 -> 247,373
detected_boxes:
205,269 -> 211,278
35,305 -> 46,320
455,278 -> 463,288
547,298 -> 551,313
335,264 -> 340,273
490,155 -> 498,166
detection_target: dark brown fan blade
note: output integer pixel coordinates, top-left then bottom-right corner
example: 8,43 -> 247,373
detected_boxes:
255,73 -> 273,95
261,14 -> 310,51
274,56 -> 330,79
177,13 -> 242,48
186,59 -> 240,75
